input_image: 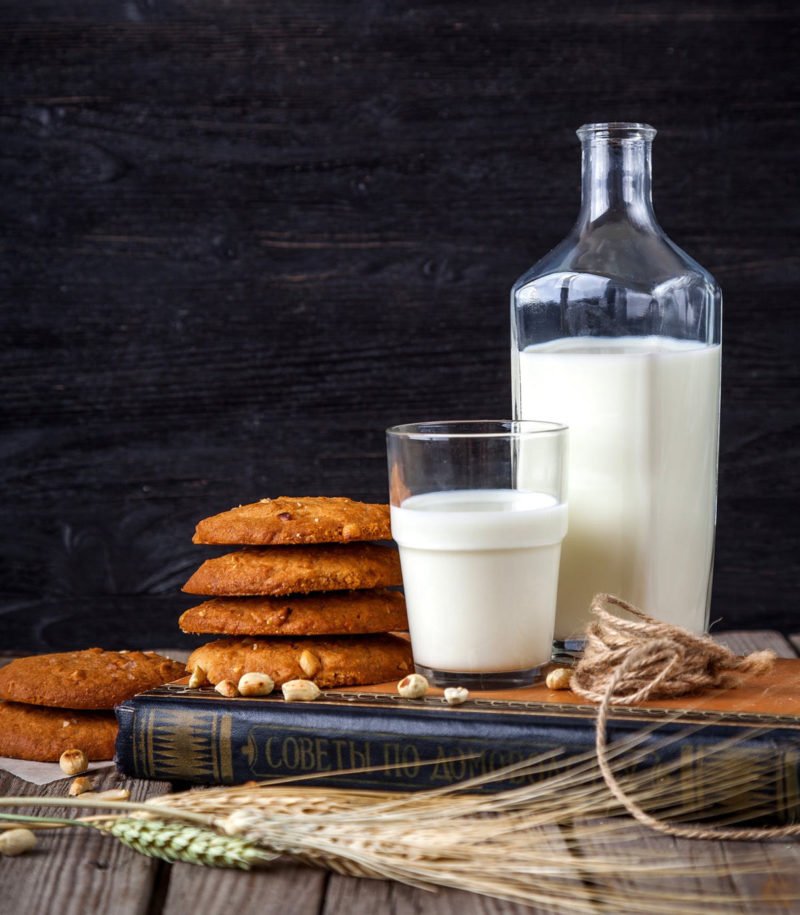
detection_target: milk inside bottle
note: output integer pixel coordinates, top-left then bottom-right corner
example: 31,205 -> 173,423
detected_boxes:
515,337 -> 720,641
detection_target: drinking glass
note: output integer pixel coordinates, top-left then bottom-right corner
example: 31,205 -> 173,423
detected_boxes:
386,420 -> 568,689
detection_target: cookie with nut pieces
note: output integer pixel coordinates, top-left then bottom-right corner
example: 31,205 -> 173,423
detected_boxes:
187,634 -> 413,690
0,701 -> 117,762
193,496 -> 391,546
179,589 -> 408,636
0,648 -> 186,710
182,544 -> 402,597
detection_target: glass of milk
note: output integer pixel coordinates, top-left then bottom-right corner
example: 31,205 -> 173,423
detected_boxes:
386,420 -> 568,689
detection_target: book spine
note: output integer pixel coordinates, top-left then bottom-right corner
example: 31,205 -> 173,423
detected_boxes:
115,698 -> 592,791
114,697 -> 800,825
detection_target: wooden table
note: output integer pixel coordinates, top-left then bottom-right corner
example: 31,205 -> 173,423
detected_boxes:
2,631 -> 800,915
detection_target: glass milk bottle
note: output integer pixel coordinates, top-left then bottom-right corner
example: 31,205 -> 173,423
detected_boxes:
511,122 -> 721,648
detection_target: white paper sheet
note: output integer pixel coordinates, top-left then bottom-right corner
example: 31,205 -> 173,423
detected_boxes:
0,757 -> 115,786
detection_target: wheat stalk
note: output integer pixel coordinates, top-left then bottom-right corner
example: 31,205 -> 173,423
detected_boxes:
157,726 -> 799,912
0,810 -> 273,869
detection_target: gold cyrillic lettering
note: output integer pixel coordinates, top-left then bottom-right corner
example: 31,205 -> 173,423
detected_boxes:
264,737 -> 282,769
331,739 -> 348,769
297,736 -> 316,771
314,737 -> 332,771
282,736 -> 299,769
348,740 -> 371,769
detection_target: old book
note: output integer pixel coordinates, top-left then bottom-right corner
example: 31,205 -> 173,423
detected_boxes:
115,659 -> 800,824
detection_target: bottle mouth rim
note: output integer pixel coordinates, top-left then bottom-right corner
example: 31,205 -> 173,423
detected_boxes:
577,122 -> 657,142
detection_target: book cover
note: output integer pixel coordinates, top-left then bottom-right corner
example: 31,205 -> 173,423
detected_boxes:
115,659 -> 800,823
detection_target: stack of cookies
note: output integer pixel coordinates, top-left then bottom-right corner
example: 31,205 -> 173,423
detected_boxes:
0,649 -> 185,761
180,496 -> 414,691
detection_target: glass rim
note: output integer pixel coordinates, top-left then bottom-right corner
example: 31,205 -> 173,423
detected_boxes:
577,122 -> 656,142
386,419 -> 568,440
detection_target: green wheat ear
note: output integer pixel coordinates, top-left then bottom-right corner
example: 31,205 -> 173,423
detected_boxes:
95,818 -> 275,870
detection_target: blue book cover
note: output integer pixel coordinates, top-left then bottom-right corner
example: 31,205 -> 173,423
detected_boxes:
115,664 -> 800,824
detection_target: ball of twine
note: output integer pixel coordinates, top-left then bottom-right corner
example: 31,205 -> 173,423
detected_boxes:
569,593 -> 800,841
571,593 -> 775,705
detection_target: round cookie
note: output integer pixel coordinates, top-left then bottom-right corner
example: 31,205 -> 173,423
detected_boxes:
180,589 -> 408,636
193,496 -> 391,546
0,701 -> 118,762
0,649 -> 186,710
182,544 -> 402,597
187,634 -> 413,689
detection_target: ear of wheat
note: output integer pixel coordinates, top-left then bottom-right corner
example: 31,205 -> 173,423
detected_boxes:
93,818 -> 275,869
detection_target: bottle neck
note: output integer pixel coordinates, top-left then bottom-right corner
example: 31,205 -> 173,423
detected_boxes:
577,132 -> 657,229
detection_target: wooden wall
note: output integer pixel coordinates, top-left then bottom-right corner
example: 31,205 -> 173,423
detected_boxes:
1,1 -> 797,648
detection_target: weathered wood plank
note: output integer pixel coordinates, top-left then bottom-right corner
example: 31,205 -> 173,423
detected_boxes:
0,770 -> 171,915
713,631 -> 798,659
572,819 -> 800,914
161,863 -> 327,915
323,872 -> 576,915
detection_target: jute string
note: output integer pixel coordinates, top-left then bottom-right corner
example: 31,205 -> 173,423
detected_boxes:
570,593 -> 800,840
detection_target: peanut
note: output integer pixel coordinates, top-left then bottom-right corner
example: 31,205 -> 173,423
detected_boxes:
68,776 -> 93,796
94,788 -> 131,801
59,748 -> 88,776
188,665 -> 207,689
443,687 -> 469,706
546,668 -> 573,691
282,679 -> 321,702
298,649 -> 320,678
0,829 -> 36,857
215,679 -> 239,698
237,672 -> 275,697
397,673 -> 429,699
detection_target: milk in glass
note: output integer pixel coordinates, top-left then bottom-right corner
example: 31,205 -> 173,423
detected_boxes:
391,489 -> 568,672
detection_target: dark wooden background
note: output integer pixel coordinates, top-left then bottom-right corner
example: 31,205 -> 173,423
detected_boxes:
1,1 -> 797,649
